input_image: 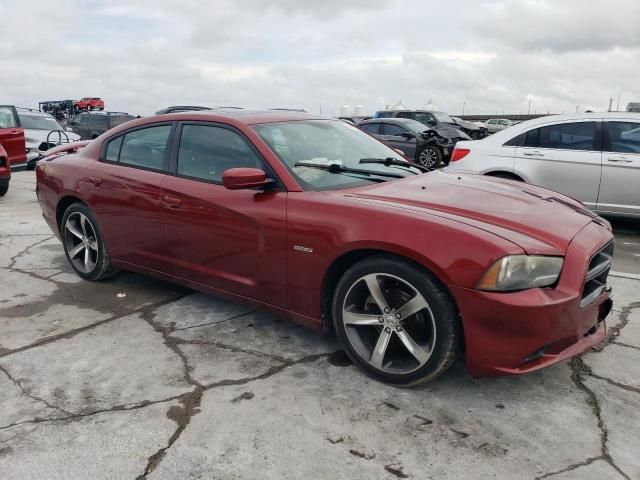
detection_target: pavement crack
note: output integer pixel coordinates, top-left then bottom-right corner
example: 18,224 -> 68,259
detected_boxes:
567,357 -> 631,480
169,336 -> 290,364
612,341 -> 640,352
0,365 -> 73,416
0,294 -> 189,359
0,392 -> 191,431
173,309 -> 256,331
7,235 -> 55,270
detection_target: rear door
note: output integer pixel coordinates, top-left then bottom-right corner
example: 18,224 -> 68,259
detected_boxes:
597,119 -> 640,216
514,120 -> 602,209
379,123 -> 417,158
86,123 -> 175,270
0,106 -> 27,166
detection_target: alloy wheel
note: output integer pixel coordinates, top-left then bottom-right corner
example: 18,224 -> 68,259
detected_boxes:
63,212 -> 99,273
341,273 -> 437,374
418,148 -> 439,168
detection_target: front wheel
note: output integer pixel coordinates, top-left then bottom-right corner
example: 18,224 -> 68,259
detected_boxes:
417,146 -> 442,169
61,203 -> 116,281
0,183 -> 8,197
332,255 -> 461,386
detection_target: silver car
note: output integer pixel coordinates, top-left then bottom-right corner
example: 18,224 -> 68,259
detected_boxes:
445,112 -> 640,218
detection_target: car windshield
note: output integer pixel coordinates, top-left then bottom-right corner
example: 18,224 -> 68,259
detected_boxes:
432,112 -> 454,123
19,114 -> 63,131
400,119 -> 432,135
253,120 -> 420,190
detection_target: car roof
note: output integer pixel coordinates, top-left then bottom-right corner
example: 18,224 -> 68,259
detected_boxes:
359,117 -> 419,125
148,109 -> 328,125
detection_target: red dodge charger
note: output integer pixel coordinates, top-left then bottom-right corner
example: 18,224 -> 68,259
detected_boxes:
35,110 -> 613,385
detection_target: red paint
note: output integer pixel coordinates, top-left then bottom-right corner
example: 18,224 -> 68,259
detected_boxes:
0,144 -> 10,193
0,105 -> 27,166
35,111 -> 614,376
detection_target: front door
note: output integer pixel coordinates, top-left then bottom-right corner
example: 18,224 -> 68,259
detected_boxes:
514,120 -> 602,209
597,120 -> 640,216
161,122 -> 287,305
379,123 -> 417,158
0,106 -> 26,166
85,123 -> 174,270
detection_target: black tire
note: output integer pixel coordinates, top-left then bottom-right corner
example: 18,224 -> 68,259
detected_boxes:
416,146 -> 442,169
332,255 -> 461,386
61,202 -> 117,281
0,183 -> 8,197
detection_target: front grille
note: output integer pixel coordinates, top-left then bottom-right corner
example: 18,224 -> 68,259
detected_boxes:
580,241 -> 613,308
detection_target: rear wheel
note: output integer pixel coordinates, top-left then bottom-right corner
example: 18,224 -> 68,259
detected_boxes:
0,183 -> 8,197
61,203 -> 116,281
332,255 -> 461,386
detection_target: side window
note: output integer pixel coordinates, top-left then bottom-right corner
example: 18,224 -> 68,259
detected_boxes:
537,122 -> 596,151
606,122 -> 640,154
177,124 -> 263,182
359,123 -> 380,135
89,116 -> 109,128
0,107 -> 18,128
503,133 -> 525,147
377,112 -> 392,118
104,136 -> 123,162
119,125 -> 172,170
382,124 -> 408,136
524,128 -> 539,147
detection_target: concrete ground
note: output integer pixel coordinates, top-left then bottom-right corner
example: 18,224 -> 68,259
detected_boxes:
1,171 -> 639,480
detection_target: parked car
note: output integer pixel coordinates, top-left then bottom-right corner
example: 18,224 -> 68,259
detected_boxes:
36,110 -> 614,386
155,105 -> 213,115
74,97 -> 105,112
451,117 -> 488,139
0,105 -> 27,167
483,118 -> 514,134
358,118 -> 451,168
338,115 -> 372,125
17,108 -> 81,167
68,112 -> 136,139
373,110 -> 470,163
446,112 -> 640,218
0,143 -> 10,196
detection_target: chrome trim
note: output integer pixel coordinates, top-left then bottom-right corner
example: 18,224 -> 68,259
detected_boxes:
585,254 -> 612,282
580,284 -> 605,308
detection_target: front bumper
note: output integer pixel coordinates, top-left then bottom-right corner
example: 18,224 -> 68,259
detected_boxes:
453,221 -> 613,377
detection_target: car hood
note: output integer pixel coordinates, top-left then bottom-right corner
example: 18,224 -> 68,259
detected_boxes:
341,171 -> 605,255
433,124 -> 471,140
24,128 -> 81,143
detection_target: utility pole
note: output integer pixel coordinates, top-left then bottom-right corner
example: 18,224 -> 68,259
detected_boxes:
608,98 -> 613,112
616,91 -> 621,111
462,101 -> 466,116
527,99 -> 531,115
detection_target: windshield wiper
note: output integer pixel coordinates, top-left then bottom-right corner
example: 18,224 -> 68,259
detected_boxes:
294,161 -> 406,179
359,157 -> 428,173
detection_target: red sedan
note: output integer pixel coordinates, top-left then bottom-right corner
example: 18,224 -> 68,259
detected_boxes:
35,111 -> 613,385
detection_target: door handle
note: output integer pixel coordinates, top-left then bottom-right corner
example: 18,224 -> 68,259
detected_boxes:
607,156 -> 633,163
162,194 -> 182,208
88,176 -> 102,186
523,150 -> 545,157
11,130 -> 21,135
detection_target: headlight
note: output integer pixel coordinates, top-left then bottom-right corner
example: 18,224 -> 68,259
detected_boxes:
25,137 -> 39,144
477,255 -> 563,291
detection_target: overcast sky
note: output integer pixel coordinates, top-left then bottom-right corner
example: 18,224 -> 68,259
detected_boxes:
1,0 -> 639,116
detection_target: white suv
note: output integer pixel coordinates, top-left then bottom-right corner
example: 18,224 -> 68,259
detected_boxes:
17,108 -> 80,167
445,112 -> 640,218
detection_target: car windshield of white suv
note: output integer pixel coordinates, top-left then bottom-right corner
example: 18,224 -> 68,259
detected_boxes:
254,120 -> 421,190
19,114 -> 64,131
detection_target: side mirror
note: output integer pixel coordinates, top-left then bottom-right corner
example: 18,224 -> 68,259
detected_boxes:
222,168 -> 271,190
401,132 -> 415,139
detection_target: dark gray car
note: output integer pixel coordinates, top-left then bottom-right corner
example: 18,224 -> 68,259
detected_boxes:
68,112 -> 136,140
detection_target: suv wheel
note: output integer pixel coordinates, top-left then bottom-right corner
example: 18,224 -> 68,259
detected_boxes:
417,147 -> 441,169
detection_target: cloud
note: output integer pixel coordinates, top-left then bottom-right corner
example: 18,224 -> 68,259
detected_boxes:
0,0 -> 638,116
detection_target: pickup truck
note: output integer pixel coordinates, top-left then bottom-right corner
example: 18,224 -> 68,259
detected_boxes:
0,105 -> 27,170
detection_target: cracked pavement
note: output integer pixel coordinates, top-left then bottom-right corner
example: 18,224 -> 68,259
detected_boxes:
1,171 -> 639,479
